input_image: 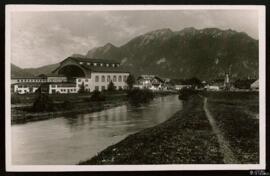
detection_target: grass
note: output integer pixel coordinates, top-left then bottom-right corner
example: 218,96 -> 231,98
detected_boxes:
206,91 -> 259,163
80,95 -> 223,164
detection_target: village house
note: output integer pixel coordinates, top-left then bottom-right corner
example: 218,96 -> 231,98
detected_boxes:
134,75 -> 165,91
13,83 -> 41,94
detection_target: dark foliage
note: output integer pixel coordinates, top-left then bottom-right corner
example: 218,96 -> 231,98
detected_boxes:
90,90 -> 106,101
233,79 -> 256,89
127,89 -> 154,104
126,75 -> 136,90
178,87 -> 198,101
107,81 -> 116,91
32,93 -> 55,112
78,82 -> 86,94
61,100 -> 73,109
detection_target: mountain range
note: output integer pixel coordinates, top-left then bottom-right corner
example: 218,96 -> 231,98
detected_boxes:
11,27 -> 258,80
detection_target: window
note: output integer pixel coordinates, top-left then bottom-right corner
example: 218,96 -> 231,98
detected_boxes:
118,86 -> 122,90
85,79 -> 88,82
100,63 -> 103,67
107,75 -> 111,82
112,64 -> 115,67
101,86 -> 106,91
117,64 -> 120,67
124,75 -> 127,81
95,75 -> 99,82
102,75 -> 105,82
113,76 -> 117,82
118,75 -> 122,82
94,63 -> 97,66
78,79 -> 81,82
79,62 -> 83,65
95,86 -> 99,91
87,62 -> 90,65
106,64 -> 109,67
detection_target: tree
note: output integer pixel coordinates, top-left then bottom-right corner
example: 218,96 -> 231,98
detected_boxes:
186,77 -> 203,88
78,82 -> 86,93
126,74 -> 136,90
32,93 -> 54,112
107,81 -> 116,91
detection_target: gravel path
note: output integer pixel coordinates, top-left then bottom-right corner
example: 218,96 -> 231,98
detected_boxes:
203,97 -> 239,164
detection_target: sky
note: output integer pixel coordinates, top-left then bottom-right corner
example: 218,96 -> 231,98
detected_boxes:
9,9 -> 259,68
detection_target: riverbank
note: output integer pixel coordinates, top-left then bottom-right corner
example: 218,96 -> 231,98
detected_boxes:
80,91 -> 259,164
80,94 -> 223,164
11,92 -> 128,124
11,90 -> 177,124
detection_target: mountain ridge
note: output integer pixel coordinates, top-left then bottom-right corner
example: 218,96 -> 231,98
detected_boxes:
12,27 -> 258,80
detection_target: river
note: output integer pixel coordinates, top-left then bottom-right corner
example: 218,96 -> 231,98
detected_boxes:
12,95 -> 182,165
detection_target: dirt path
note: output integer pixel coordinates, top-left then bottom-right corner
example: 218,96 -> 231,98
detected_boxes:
203,97 -> 239,164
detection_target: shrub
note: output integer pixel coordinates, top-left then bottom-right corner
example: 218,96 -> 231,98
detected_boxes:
32,93 -> 55,112
126,74 -> 136,90
61,100 -> 73,110
178,87 -> 198,101
78,82 -> 86,94
90,90 -> 106,101
127,89 -> 155,104
107,81 -> 116,91
11,95 -> 21,104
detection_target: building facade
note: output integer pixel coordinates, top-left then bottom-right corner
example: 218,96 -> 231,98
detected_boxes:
12,56 -> 129,94
52,56 -> 129,93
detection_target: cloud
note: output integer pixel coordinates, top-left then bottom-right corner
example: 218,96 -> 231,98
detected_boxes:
9,10 -> 258,68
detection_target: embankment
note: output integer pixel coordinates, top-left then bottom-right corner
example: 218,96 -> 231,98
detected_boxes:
80,95 -> 223,164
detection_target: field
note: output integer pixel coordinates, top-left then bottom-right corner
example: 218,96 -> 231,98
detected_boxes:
206,91 -> 259,163
80,91 -> 259,164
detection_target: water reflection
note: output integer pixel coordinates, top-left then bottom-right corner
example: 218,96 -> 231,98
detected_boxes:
12,95 -> 182,165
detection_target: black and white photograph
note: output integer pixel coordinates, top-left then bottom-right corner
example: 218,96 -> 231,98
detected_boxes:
5,5 -> 266,171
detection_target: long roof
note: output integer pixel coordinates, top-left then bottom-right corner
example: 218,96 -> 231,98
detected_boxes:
80,64 -> 129,73
63,56 -> 120,64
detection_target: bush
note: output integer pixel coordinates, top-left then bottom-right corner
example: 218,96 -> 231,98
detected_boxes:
107,81 -> 116,91
127,89 -> 155,104
11,95 -> 21,104
90,90 -> 106,101
178,87 -> 198,101
32,93 -> 55,112
61,100 -> 73,110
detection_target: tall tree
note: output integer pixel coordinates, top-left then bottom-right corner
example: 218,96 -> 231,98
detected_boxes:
107,81 -> 116,91
78,82 -> 86,93
126,74 -> 136,90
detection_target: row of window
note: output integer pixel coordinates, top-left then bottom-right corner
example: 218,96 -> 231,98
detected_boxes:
17,85 -> 39,88
95,75 -> 127,83
79,62 -> 120,68
17,79 -> 46,83
77,75 -> 128,83
95,85 -> 125,91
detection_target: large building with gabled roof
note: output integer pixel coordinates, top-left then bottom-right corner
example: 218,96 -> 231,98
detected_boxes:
51,56 -> 130,92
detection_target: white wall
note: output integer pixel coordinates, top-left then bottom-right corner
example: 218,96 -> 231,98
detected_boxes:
76,72 -> 129,92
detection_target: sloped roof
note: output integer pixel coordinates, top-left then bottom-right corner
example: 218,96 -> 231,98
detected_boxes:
79,64 -> 128,73
251,80 -> 259,87
63,56 -> 120,64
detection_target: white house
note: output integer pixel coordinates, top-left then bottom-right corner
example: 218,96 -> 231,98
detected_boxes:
251,80 -> 259,90
13,83 -> 40,94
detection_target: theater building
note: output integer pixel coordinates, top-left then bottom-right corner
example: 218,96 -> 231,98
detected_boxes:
52,56 -> 129,93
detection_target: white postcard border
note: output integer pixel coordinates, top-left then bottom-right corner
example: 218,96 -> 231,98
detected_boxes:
5,5 -> 266,172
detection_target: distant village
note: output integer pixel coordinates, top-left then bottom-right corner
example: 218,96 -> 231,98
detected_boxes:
11,56 -> 259,95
